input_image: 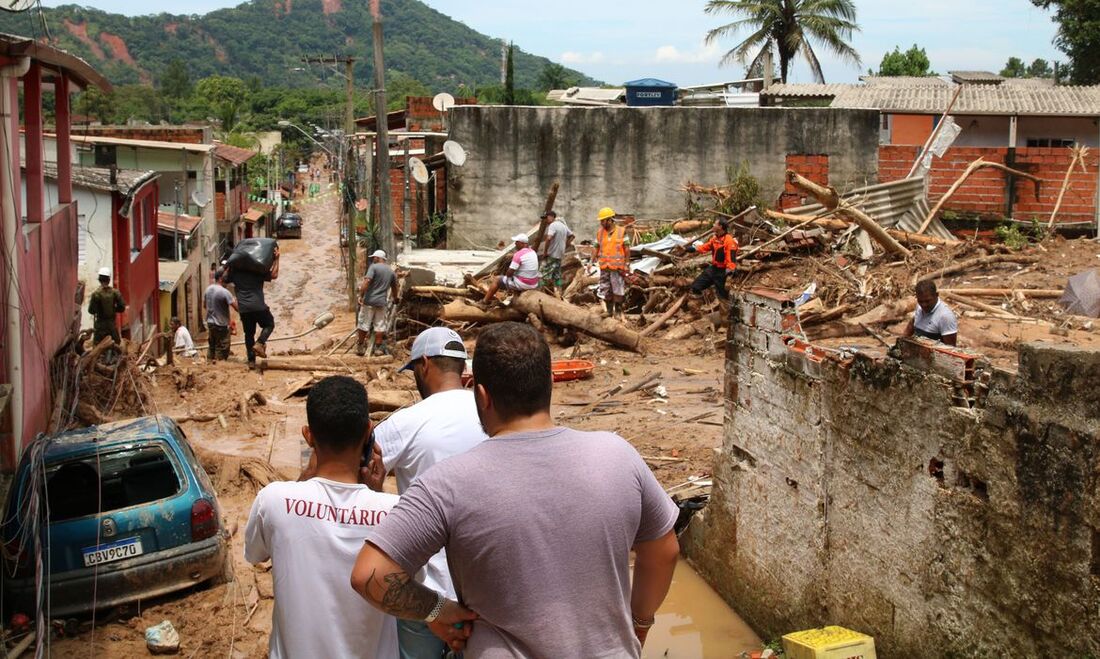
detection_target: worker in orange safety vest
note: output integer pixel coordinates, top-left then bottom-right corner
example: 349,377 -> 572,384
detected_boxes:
594,207 -> 631,319
686,219 -> 738,301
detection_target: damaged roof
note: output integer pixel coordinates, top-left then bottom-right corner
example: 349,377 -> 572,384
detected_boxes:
949,70 -> 1005,85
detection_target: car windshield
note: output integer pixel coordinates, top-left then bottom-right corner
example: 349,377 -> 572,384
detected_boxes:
44,445 -> 182,523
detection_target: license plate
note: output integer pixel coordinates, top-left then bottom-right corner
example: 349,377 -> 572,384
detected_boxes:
82,538 -> 143,567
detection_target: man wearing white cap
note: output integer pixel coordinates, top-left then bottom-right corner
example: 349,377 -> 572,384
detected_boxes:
357,250 -> 399,356
88,266 -> 127,347
364,326 -> 488,658
481,233 -> 540,303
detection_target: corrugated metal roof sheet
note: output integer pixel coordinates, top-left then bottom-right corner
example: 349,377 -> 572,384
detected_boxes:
157,211 -> 202,234
764,83 -> 850,97
949,70 -> 1004,84
785,177 -> 956,242
547,87 -> 626,106
68,134 -> 215,152
859,76 -> 950,87
830,84 -> 1100,116
42,162 -> 158,195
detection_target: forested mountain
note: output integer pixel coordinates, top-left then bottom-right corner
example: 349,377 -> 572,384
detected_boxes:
0,0 -> 595,90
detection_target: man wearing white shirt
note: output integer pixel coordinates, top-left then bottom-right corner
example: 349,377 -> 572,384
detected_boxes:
245,376 -> 400,659
905,280 -> 959,346
366,327 -> 488,657
171,317 -> 197,358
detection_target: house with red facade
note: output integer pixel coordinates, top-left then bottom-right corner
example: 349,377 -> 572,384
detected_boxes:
0,34 -> 110,464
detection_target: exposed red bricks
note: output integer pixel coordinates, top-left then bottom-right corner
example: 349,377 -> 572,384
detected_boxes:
781,154 -> 829,210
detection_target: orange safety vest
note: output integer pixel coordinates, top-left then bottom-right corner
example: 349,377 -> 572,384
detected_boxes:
697,234 -> 739,270
597,225 -> 628,271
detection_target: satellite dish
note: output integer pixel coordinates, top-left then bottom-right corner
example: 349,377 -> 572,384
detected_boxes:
442,140 -> 467,167
191,191 -> 211,208
0,0 -> 36,11
408,157 -> 430,185
432,93 -> 456,112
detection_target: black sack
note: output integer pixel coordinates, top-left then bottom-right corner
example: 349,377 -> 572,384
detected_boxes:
228,238 -> 278,275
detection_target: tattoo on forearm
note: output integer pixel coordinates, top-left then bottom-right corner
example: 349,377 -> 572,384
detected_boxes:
365,568 -> 438,619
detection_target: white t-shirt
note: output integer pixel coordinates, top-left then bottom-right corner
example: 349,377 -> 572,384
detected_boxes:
374,388 -> 488,598
508,247 -> 540,285
913,299 -> 958,341
174,326 -> 196,357
244,478 -> 400,659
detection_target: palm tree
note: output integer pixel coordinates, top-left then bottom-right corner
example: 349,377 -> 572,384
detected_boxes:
704,0 -> 861,83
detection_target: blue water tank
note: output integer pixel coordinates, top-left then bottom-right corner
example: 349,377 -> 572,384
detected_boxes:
623,78 -> 678,107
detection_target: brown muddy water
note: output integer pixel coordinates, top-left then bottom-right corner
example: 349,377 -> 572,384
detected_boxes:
643,558 -> 761,658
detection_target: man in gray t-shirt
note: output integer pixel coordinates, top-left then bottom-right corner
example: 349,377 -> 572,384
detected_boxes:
538,210 -> 574,292
203,268 -> 237,361
353,322 -> 679,657
356,250 -> 399,356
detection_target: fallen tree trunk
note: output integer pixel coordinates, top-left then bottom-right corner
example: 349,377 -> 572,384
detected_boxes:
800,304 -> 853,328
941,287 -> 1062,298
785,171 -> 911,257
511,290 -> 641,351
764,210 -> 960,247
436,298 -> 525,324
915,254 -> 1040,285
1048,145 -> 1089,228
407,286 -> 476,298
367,389 -> 417,412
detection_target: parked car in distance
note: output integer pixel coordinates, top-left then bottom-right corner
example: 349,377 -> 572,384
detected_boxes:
275,212 -> 302,239
2,416 -> 229,618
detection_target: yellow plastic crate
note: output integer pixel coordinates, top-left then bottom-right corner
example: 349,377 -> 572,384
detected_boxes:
781,625 -> 877,659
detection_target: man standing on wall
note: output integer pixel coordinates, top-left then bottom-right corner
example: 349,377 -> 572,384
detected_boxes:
357,250 -> 399,357
365,326 -> 488,658
352,322 -> 679,657
905,280 -> 958,346
538,210 -> 574,295
204,269 -> 237,362
226,246 -> 280,369
88,267 -> 127,348
686,220 -> 739,301
595,207 -> 630,320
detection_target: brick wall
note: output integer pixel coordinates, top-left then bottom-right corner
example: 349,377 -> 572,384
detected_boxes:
780,154 -> 830,210
684,289 -> 1100,657
879,144 -> 1098,224
405,96 -> 477,132
75,125 -> 209,144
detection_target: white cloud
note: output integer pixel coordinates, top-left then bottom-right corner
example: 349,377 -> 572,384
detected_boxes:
561,51 -> 606,65
654,43 -> 721,64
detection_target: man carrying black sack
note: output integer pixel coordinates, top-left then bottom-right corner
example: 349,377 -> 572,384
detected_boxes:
226,244 -> 280,369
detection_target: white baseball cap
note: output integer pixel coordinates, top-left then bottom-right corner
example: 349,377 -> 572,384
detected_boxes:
511,233 -> 529,243
370,250 -> 387,260
97,267 -> 111,278
399,327 -> 468,372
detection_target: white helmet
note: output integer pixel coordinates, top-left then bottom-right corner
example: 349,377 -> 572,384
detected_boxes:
97,267 -> 112,279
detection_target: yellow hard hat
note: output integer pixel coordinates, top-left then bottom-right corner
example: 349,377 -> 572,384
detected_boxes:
597,207 -> 616,222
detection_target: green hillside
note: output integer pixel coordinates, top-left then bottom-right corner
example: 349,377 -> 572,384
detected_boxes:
0,0 -> 595,90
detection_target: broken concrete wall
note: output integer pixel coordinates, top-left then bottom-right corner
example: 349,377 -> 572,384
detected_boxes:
446,106 -> 879,248
685,289 -> 1100,657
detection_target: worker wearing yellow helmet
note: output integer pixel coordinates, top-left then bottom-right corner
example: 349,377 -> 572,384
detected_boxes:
594,207 -> 630,320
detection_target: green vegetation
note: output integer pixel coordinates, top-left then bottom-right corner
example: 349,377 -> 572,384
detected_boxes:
0,0 -> 595,90
703,0 -> 861,83
876,44 -> 934,76
1030,0 -> 1100,84
723,162 -> 767,216
1000,56 -> 1056,78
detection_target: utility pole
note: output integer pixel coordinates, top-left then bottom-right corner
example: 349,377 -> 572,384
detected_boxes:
302,55 -> 359,309
371,0 -> 394,259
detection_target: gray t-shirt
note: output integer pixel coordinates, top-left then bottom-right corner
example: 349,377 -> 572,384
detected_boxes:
913,299 -> 958,341
366,427 -> 678,658
362,262 -> 396,307
203,284 -> 234,327
543,219 -> 573,260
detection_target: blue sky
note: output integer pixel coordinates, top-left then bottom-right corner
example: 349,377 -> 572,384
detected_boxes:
41,0 -> 1063,85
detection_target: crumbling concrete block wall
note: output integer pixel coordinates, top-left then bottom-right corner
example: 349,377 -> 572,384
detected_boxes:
685,289 -> 1100,657
446,107 -> 879,248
